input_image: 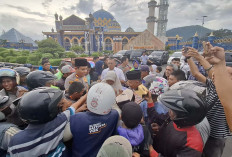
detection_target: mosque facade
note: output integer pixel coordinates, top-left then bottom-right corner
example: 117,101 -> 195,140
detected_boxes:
42,8 -> 140,53
42,0 -> 169,52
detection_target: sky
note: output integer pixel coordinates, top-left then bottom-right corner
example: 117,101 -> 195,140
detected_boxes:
0,0 -> 231,40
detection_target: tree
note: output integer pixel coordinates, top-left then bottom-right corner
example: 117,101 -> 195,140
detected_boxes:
37,38 -> 65,54
70,45 -> 84,54
65,52 -> 77,58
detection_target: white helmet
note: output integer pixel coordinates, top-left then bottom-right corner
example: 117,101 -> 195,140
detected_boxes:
149,77 -> 169,96
87,83 -> 116,115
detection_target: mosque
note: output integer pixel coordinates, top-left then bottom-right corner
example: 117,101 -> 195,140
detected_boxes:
42,0 -> 169,52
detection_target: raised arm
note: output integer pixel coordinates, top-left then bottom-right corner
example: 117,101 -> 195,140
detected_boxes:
184,48 -> 206,83
207,46 -> 232,131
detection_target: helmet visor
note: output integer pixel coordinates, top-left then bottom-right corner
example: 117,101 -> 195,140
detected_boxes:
0,69 -> 16,78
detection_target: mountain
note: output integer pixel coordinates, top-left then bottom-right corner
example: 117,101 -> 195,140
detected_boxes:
166,25 -> 213,41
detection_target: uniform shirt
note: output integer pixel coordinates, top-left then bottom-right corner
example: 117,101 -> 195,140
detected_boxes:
101,67 -> 125,81
7,107 -> 75,157
70,110 -> 119,157
64,73 -> 88,90
206,78 -> 231,138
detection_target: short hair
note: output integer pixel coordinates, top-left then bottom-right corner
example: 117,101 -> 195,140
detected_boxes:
42,60 -> 50,65
167,64 -> 178,71
170,69 -> 186,81
68,82 -> 85,95
172,58 -> 180,62
109,57 -> 116,62
121,56 -> 128,63
87,62 -> 91,68
93,56 -> 99,61
156,66 -> 162,72
103,56 -> 109,61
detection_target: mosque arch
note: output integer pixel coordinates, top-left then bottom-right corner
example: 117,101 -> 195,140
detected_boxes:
71,37 -> 79,45
122,37 -> 129,47
105,38 -> 113,50
129,37 -> 136,42
80,37 -> 85,49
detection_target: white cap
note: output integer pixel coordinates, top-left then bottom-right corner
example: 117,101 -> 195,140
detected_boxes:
87,83 -> 116,115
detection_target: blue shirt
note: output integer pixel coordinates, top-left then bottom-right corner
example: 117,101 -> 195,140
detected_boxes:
70,110 -> 119,157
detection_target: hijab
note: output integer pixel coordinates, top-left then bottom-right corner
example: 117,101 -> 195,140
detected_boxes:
102,71 -> 122,95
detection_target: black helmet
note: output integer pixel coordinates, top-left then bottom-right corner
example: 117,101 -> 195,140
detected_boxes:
14,67 -> 30,76
158,89 -> 207,127
0,68 -> 20,84
18,87 -> 63,124
26,71 -> 57,90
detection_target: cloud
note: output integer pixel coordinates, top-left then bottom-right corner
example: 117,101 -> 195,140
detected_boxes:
0,14 -> 52,40
42,0 -> 53,9
5,4 -> 48,17
76,0 -> 95,14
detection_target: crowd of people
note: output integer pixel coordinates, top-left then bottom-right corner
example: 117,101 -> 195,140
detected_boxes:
0,42 -> 232,157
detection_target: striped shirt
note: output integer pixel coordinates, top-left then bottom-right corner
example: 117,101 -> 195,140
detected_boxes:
7,107 -> 75,157
206,79 -> 231,138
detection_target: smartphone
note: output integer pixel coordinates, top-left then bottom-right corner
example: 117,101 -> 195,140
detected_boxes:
184,47 -> 189,53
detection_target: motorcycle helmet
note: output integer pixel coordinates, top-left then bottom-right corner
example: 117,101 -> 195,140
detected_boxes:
158,89 -> 207,127
26,71 -> 57,90
18,87 -> 63,124
0,68 -> 20,84
149,77 -> 169,96
14,67 -> 30,76
87,83 -> 116,115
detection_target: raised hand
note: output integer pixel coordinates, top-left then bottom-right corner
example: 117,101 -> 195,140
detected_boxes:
186,47 -> 202,60
205,46 -> 225,65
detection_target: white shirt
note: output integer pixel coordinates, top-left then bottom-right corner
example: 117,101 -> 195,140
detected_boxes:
101,67 -> 126,81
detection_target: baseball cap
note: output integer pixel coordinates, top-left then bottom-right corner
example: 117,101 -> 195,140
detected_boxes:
61,65 -> 75,74
97,135 -> 132,157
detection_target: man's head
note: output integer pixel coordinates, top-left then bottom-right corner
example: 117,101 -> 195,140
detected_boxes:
104,56 -> 109,64
126,71 -> 141,90
168,70 -> 186,87
26,71 -> 57,90
142,52 -> 146,56
121,102 -> 143,129
87,83 -> 116,115
171,58 -> 181,68
61,65 -> 75,78
93,56 -> 99,63
75,58 -> 88,77
107,58 -> 116,70
0,68 -> 18,92
165,64 -> 177,79
121,57 -> 129,66
156,66 -> 162,73
68,82 -> 85,101
140,65 -> 150,79
14,67 -> 30,85
159,89 -> 207,128
42,60 -> 51,71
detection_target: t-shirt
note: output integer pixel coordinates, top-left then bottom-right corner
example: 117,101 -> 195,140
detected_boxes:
140,55 -> 149,65
206,78 -> 231,138
101,67 -> 125,81
70,110 -> 119,157
7,107 -> 75,157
